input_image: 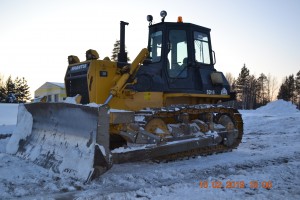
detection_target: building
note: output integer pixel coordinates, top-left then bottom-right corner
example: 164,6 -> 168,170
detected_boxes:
34,82 -> 66,102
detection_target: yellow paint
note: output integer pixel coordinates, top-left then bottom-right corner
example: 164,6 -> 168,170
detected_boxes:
144,92 -> 151,100
70,49 -> 230,111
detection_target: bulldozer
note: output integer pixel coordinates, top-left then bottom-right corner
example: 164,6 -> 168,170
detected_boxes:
9,11 -> 243,182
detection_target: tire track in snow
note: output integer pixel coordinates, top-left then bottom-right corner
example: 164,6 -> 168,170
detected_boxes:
29,152 -> 300,199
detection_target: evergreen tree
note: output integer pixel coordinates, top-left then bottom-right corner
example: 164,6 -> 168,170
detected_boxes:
15,77 -> 31,102
111,40 -> 130,62
277,75 -> 295,102
6,75 -> 15,94
277,77 -> 288,100
0,87 -> 5,102
235,64 -> 250,108
3,76 -> 16,103
111,40 -> 120,62
0,75 -> 31,103
287,75 -> 295,103
296,70 -> 300,108
14,77 -> 22,97
296,70 -> 300,92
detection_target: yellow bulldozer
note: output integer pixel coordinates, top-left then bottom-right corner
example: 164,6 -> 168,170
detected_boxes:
9,11 -> 243,182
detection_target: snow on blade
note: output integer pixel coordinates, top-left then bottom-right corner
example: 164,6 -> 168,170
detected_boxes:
6,103 -> 102,182
6,104 -> 33,154
96,143 -> 106,156
63,94 -> 81,104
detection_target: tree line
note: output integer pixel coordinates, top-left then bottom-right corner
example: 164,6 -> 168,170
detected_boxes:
0,74 -> 30,103
226,64 -> 300,109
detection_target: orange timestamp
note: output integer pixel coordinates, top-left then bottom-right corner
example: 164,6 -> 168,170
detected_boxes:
199,180 -> 272,189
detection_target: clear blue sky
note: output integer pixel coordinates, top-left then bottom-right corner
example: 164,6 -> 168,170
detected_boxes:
0,0 -> 299,97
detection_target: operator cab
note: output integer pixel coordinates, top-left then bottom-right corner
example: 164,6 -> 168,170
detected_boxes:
147,17 -> 214,76
134,11 -> 229,96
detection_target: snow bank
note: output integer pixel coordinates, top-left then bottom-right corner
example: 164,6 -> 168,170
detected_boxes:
6,104 -> 33,154
255,100 -> 299,115
0,103 -> 18,125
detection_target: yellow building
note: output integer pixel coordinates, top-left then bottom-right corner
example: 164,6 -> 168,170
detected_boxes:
34,82 -> 66,102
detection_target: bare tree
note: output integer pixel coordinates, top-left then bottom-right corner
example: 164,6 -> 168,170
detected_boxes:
0,73 -> 4,87
225,72 -> 235,89
267,73 -> 278,101
225,72 -> 234,85
257,73 -> 268,105
0,73 -> 5,101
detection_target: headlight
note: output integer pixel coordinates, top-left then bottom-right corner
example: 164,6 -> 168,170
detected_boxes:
86,49 -> 99,60
68,55 -> 80,64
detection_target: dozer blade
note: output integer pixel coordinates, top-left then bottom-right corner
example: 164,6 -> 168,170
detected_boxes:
7,103 -> 111,182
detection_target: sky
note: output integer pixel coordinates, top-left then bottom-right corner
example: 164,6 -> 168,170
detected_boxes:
0,0 -> 299,98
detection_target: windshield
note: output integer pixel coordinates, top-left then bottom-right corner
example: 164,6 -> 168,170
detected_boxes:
149,31 -> 162,62
194,32 -> 210,64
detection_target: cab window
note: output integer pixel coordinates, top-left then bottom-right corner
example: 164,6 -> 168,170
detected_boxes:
149,31 -> 162,62
194,32 -> 210,64
167,30 -> 188,78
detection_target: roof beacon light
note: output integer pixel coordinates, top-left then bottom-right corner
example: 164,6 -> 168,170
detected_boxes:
147,15 -> 153,25
160,10 -> 167,22
177,16 -> 183,23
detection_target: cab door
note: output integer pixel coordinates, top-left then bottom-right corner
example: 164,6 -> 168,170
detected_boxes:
165,29 -> 194,90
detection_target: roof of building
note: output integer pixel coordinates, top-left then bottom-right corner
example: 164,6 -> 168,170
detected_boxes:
34,82 -> 65,94
47,82 -> 65,88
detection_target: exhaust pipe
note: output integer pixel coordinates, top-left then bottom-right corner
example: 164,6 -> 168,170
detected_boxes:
117,21 -> 129,66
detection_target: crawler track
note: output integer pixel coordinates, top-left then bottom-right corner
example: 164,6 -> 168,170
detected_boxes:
114,104 -> 243,163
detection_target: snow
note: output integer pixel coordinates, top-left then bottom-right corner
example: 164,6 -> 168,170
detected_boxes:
5,104 -> 33,154
0,100 -> 300,199
255,99 -> 299,115
64,94 -> 81,104
111,144 -> 149,153
96,144 -> 107,156
0,103 -> 18,125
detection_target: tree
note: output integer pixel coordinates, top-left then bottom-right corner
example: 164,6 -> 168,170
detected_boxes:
296,70 -> 300,108
5,75 -> 15,94
0,75 -> 31,103
245,75 -> 258,109
266,73 -> 278,102
0,73 -> 4,87
0,74 -> 5,101
277,75 -> 295,102
277,77 -> 289,101
225,72 -> 235,91
111,39 -> 130,62
2,76 -> 16,103
15,77 -> 31,102
235,64 -> 250,101
287,75 -> 296,103
257,73 -> 268,105
235,64 -> 250,108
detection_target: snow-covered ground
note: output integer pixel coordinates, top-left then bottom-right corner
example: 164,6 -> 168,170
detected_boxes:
0,100 -> 299,200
